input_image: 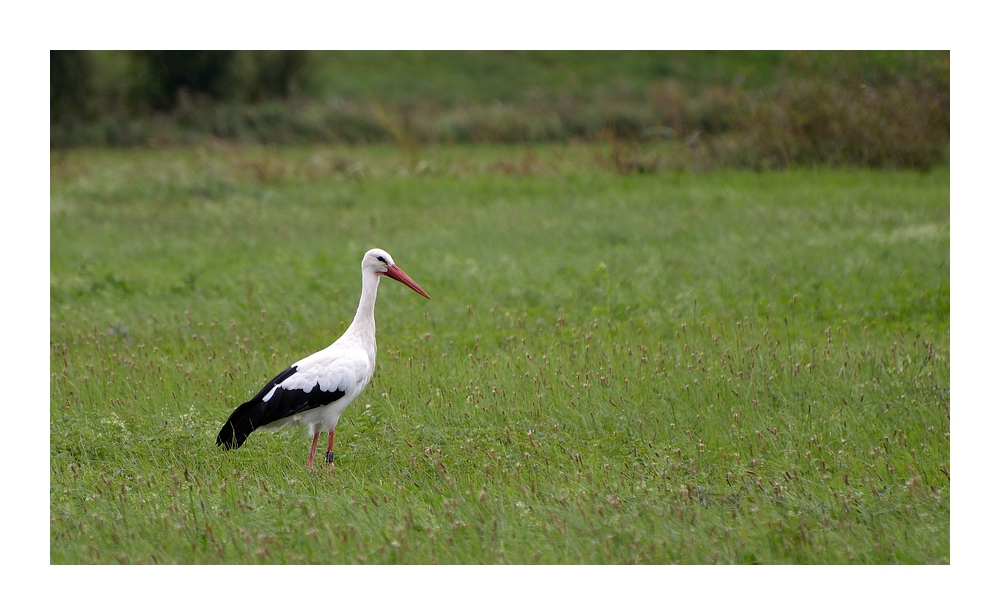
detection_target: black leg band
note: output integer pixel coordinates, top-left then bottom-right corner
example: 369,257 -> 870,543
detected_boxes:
325,451 -> 335,463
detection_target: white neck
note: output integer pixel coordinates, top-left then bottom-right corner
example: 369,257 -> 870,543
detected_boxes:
343,269 -> 380,358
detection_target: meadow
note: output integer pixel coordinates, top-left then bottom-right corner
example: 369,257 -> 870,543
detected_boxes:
50,144 -> 949,563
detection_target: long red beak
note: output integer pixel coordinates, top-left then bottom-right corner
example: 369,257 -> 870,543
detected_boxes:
384,264 -> 431,299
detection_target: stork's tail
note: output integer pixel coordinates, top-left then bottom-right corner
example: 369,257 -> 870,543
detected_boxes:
216,401 -> 261,450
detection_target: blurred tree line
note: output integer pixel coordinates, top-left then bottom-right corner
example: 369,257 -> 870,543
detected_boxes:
50,50 -> 949,170
51,50 -> 309,119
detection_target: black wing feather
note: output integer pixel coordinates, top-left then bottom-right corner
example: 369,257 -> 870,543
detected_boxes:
216,365 -> 347,450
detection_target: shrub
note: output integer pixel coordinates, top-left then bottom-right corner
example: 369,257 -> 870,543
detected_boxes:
705,78 -> 950,170
132,51 -> 236,110
51,51 -> 94,124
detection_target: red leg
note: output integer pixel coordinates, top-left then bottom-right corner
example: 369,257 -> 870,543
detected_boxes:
325,430 -> 336,467
306,431 -> 321,471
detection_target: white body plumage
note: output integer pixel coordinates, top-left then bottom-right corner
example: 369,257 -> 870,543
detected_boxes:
260,321 -> 376,436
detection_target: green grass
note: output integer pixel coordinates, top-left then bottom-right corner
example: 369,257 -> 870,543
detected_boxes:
50,144 -> 949,564
303,50 -> 950,115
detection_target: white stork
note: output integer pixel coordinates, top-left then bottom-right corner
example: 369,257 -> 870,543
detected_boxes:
217,248 -> 430,470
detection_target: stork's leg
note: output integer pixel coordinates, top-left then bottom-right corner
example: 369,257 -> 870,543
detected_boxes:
325,430 -> 336,467
306,431 -> 321,471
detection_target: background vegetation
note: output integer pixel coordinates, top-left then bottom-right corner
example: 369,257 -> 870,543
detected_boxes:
50,51 -> 949,170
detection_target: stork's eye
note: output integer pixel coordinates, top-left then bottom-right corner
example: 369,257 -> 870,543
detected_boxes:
376,256 -> 387,264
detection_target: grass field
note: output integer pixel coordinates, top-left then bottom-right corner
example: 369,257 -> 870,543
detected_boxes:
50,144 -> 949,564
304,50 -> 946,103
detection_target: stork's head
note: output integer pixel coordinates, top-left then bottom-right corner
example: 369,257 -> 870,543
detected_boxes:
363,248 -> 431,299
